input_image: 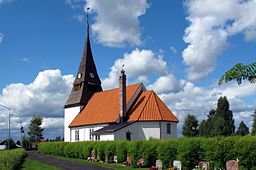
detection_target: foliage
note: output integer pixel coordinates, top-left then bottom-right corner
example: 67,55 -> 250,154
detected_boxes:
38,136 -> 256,169
182,114 -> 199,137
28,116 -> 44,142
115,141 -> 128,163
236,121 -> 250,136
0,148 -> 27,170
251,110 -> 256,135
157,140 -> 177,168
218,62 -> 256,85
199,97 -> 235,137
4,138 -> 17,149
178,138 -> 203,170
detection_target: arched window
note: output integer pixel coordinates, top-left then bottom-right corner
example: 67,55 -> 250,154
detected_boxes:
75,130 -> 79,141
167,123 -> 171,134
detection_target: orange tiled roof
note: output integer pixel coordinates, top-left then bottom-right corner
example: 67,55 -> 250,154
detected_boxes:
69,84 -> 178,127
69,84 -> 141,127
128,91 -> 178,122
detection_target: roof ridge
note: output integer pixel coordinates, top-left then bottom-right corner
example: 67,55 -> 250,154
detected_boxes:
153,91 -> 164,121
137,91 -> 153,120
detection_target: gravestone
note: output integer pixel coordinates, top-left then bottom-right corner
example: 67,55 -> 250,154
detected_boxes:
156,159 -> 163,170
114,156 -> 118,163
173,160 -> 182,170
226,160 -> 239,170
199,161 -> 210,170
127,156 -> 132,166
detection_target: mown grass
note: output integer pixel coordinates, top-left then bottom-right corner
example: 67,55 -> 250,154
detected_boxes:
55,156 -> 148,170
20,158 -> 63,170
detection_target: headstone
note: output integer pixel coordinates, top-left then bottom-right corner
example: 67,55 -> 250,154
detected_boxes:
156,159 -> 163,170
127,156 -> 132,166
199,161 -> 210,170
114,156 -> 118,163
173,160 -> 182,170
226,160 -> 239,170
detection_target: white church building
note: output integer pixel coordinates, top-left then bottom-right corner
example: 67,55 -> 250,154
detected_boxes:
64,21 -> 178,142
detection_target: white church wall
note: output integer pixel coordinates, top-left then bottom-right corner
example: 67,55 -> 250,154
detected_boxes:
100,134 -> 114,141
114,122 -> 161,140
70,124 -> 108,142
64,106 -> 80,142
160,121 -> 177,139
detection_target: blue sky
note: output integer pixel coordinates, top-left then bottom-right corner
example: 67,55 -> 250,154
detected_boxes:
0,0 -> 256,140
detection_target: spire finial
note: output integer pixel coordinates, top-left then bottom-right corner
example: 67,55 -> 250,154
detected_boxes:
86,7 -> 90,31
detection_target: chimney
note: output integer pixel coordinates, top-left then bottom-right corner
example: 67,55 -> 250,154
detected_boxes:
119,68 -> 127,123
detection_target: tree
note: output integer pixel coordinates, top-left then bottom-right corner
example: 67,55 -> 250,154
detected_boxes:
182,114 -> 199,137
251,110 -> 256,135
236,121 -> 250,136
218,62 -> 256,85
28,116 -> 44,142
199,97 -> 235,137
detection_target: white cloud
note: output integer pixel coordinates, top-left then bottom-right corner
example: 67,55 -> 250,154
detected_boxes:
21,57 -> 32,64
102,48 -> 168,89
0,33 -> 4,43
158,80 -> 256,136
183,0 -> 256,81
85,0 -> 149,47
148,75 -> 183,94
73,14 -> 85,22
0,69 -> 74,140
65,0 -> 85,9
0,0 -> 13,5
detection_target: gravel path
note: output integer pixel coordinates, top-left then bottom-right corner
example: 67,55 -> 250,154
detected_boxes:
27,151 -> 112,170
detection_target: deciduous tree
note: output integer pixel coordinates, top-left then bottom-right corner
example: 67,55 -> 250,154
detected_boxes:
28,116 -> 44,142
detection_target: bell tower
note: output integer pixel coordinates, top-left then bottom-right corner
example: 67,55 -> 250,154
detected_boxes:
64,9 -> 102,109
64,8 -> 102,142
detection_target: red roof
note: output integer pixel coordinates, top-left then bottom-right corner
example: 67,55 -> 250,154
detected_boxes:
69,84 -> 178,127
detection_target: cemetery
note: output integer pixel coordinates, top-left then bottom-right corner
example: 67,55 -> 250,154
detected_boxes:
38,136 -> 255,169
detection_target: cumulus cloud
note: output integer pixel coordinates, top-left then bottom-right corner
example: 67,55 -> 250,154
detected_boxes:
148,75 -> 184,94
0,33 -> 3,43
183,0 -> 256,81
85,0 -> 149,47
0,69 -> 74,139
158,81 -> 256,136
102,48 -> 168,89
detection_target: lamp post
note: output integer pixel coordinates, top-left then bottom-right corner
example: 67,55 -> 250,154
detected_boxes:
0,104 -> 11,149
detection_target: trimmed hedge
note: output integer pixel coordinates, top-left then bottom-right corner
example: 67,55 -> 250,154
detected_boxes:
0,148 -> 27,170
38,136 -> 256,169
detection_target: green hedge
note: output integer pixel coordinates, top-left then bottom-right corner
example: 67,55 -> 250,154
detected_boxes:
0,148 -> 27,170
38,136 -> 256,169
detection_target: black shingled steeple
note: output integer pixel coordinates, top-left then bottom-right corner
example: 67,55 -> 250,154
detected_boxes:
65,15 -> 102,108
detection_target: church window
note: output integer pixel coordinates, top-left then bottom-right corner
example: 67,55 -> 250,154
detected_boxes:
167,123 -> 171,134
75,130 -> 79,141
89,129 -> 94,141
126,131 -> 131,141
95,135 -> 100,141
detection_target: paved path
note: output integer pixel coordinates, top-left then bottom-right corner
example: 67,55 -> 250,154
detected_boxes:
27,151 -> 112,170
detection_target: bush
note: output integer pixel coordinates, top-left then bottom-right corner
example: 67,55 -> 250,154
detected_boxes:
157,140 -> 177,168
37,136 -> 256,169
0,148 -> 27,170
115,141 -> 128,163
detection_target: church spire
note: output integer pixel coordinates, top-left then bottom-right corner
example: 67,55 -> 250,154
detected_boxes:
65,8 -> 103,108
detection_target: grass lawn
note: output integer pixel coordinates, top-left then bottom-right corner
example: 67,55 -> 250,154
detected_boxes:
20,158 -> 63,170
55,156 -> 148,170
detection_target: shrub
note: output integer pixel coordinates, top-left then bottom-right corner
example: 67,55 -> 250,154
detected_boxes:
115,141 -> 128,163
157,140 -> 177,168
141,140 -> 159,167
105,141 -> 116,162
128,141 -> 143,167
0,148 -> 27,170
82,141 -> 93,159
38,142 -> 66,156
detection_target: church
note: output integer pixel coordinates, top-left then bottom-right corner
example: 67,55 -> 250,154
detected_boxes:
64,21 -> 178,142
